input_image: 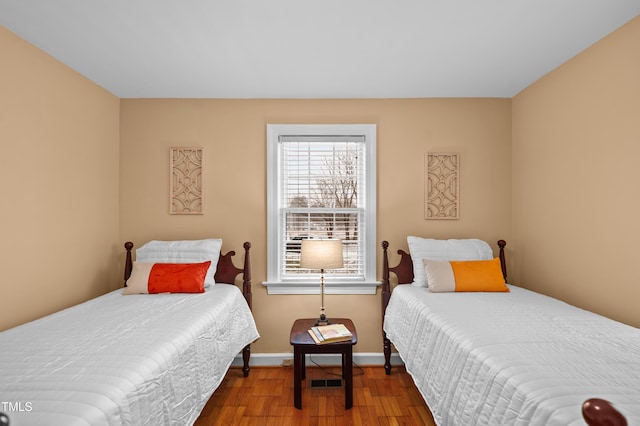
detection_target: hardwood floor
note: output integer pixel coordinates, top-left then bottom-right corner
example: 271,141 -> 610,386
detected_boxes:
195,364 -> 436,425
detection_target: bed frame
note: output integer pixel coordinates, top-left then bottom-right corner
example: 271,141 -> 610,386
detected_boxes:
123,241 -> 254,377
380,239 -> 627,426
381,239 -> 507,375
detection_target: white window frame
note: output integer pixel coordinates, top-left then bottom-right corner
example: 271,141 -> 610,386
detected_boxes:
263,124 -> 379,295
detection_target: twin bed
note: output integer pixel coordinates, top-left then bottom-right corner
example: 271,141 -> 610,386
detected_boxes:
381,237 -> 638,426
4,235 -> 638,425
0,239 -> 259,426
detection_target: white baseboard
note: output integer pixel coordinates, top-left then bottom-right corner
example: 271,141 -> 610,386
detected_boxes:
231,352 -> 404,367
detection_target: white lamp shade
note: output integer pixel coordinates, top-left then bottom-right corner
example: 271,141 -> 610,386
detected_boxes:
299,239 -> 344,270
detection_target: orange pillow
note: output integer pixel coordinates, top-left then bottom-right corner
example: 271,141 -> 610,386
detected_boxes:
422,258 -> 509,293
123,261 -> 211,294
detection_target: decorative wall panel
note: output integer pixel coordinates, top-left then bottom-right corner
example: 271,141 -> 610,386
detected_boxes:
425,152 -> 459,220
170,147 -> 203,214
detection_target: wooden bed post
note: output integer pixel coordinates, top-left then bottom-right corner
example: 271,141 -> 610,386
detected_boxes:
241,241 -> 252,378
381,241 -> 414,375
381,241 -> 393,375
124,242 -> 134,286
498,239 -> 507,281
242,242 -> 252,309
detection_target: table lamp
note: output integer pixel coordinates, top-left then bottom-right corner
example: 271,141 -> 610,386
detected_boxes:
300,239 -> 344,326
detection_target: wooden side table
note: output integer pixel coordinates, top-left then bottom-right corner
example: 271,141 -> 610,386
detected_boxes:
289,318 -> 358,409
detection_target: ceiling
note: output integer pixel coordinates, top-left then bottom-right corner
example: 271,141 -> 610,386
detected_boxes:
1,1 -> 639,99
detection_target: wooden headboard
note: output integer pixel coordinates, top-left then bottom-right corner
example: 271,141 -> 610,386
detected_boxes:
382,239 -> 507,285
123,241 -> 252,309
381,240 -> 507,314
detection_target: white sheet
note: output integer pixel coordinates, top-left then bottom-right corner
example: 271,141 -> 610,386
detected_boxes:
0,284 -> 259,426
384,284 -> 640,426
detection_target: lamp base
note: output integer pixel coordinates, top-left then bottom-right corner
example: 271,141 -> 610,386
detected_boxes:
315,313 -> 329,326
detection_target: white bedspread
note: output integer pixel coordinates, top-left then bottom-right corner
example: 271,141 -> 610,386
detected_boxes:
0,284 -> 259,426
384,284 -> 640,426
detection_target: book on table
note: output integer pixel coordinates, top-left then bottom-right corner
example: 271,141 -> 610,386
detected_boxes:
308,323 -> 353,344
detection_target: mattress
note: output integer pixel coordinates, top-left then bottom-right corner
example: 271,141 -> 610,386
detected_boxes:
384,284 -> 640,426
0,284 -> 259,426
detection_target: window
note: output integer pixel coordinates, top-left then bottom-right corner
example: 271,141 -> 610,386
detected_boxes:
263,124 -> 378,294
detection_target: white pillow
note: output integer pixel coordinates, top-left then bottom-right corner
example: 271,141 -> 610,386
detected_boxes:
135,239 -> 222,287
406,236 -> 493,287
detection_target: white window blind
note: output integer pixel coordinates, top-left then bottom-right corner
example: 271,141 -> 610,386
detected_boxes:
264,124 -> 378,295
280,136 -> 365,279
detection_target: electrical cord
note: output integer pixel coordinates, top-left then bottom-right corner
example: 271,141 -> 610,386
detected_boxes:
308,355 -> 364,376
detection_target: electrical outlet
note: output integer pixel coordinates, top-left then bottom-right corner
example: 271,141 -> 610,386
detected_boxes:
282,358 -> 294,367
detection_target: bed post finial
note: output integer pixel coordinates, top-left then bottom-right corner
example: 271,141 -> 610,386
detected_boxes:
583,399 -> 627,426
382,241 -> 390,286
242,242 -> 252,310
497,240 -> 506,280
124,242 -> 134,286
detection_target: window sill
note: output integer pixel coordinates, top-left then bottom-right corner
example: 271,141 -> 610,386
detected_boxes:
262,281 -> 380,295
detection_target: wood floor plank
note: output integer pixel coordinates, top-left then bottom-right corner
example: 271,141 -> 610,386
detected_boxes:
194,366 -> 435,426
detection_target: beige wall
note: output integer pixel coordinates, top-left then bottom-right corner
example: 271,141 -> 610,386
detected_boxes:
120,98 -> 513,353
0,26 -> 121,330
12,15 -> 639,356
512,16 -> 640,327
